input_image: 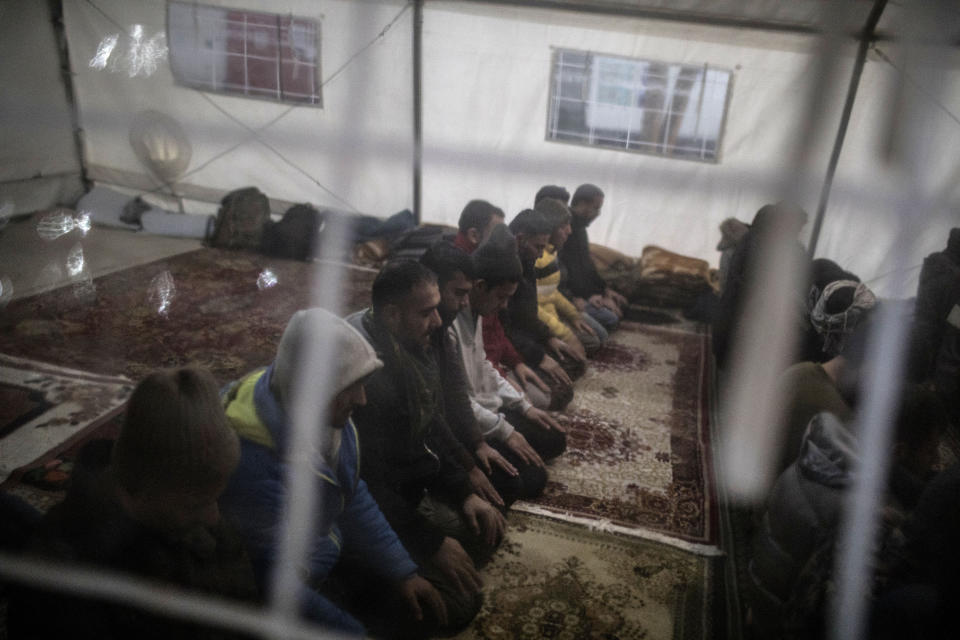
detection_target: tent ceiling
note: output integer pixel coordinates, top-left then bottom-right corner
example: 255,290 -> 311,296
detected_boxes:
471,0 -> 960,45
469,0 -> 879,35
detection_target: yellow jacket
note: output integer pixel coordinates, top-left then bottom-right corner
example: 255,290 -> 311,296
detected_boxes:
535,246 -> 580,340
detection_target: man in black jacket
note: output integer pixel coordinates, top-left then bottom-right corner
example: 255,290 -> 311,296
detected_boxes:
347,260 -> 505,618
558,184 -> 627,333
913,227 -> 960,429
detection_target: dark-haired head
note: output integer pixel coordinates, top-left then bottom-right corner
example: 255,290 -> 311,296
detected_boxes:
474,224 -> 522,287
372,260 -> 441,349
509,209 -> 551,261
458,200 -> 506,238
535,185 -> 570,206
570,184 -> 604,223
471,225 -> 522,316
372,260 -> 438,315
571,184 -> 604,206
420,241 -> 476,286
420,242 -> 476,322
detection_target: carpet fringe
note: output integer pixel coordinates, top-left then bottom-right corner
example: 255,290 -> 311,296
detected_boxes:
511,502 -> 724,557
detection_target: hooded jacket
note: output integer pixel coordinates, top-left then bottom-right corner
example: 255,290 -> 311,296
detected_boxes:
749,413 -> 857,632
220,366 -> 417,635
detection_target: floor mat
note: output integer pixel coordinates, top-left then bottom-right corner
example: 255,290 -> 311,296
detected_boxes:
455,511 -> 715,640
0,248 -> 376,385
516,320 -> 718,553
0,354 -> 131,484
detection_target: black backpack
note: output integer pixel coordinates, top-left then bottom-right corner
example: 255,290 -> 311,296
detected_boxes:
261,204 -> 325,261
209,187 -> 271,251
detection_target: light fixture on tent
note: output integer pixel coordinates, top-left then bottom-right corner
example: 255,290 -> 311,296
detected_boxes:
129,110 -> 192,212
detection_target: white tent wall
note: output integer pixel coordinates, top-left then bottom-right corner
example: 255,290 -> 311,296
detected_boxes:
61,0 -> 414,216
815,43 -> 960,298
420,3 -> 852,269
39,0 -> 958,296
0,0 -> 85,214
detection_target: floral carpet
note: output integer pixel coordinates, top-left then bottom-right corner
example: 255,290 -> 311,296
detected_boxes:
518,320 -> 718,551
0,248 -> 376,385
0,354 -> 132,485
456,512 -> 714,640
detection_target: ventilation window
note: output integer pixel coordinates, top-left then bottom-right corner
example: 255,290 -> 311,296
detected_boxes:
167,1 -> 321,106
547,48 -> 732,162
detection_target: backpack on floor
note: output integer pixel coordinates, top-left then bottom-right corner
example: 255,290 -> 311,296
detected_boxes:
261,204 -> 325,261
389,224 -> 454,261
209,187 -> 271,250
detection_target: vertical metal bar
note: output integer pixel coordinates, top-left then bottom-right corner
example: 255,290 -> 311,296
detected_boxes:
695,63 -> 707,159
413,0 -> 423,225
48,0 -> 90,193
808,0 -> 889,256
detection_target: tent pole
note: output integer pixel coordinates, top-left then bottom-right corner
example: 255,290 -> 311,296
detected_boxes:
808,0 -> 888,256
412,0 -> 424,225
49,0 -> 91,193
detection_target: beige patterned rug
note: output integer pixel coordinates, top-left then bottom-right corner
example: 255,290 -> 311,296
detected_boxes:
456,512 -> 714,640
516,320 -> 718,552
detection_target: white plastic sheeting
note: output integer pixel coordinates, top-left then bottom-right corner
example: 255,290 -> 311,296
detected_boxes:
0,0 -> 84,214
62,0 -> 415,216
47,0 -> 960,295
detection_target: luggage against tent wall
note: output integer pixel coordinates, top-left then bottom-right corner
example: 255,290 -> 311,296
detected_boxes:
388,223 -> 455,261
208,187 -> 271,251
261,204 -> 324,261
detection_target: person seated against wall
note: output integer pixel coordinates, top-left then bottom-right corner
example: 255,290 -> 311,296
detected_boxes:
450,227 -> 567,500
534,197 -> 607,357
772,289 -> 876,480
9,367 -> 260,640
717,217 -> 751,295
912,227 -> 960,430
712,201 -> 812,370
506,209 -> 586,383
557,184 -> 628,333
219,308 -> 455,638
748,385 -> 947,640
347,261 -> 507,622
419,241 -> 526,509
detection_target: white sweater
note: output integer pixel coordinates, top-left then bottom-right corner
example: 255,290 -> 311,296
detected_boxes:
451,306 -> 531,441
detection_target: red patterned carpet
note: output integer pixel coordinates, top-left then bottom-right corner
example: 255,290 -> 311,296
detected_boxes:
519,320 -> 718,551
1,249 -> 716,553
0,248 -> 375,385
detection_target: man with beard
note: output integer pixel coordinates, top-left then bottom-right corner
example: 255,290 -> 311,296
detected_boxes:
419,241 -> 518,509
533,197 -> 607,357
558,184 -> 627,333
219,309 -> 450,637
506,209 -> 586,383
348,261 -> 506,629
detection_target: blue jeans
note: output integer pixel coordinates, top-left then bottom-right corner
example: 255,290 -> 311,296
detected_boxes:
585,302 -> 619,332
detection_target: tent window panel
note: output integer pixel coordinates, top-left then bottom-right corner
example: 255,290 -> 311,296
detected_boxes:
547,49 -> 731,162
167,2 -> 322,107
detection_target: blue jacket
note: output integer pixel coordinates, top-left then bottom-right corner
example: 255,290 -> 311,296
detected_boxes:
219,366 -> 418,635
